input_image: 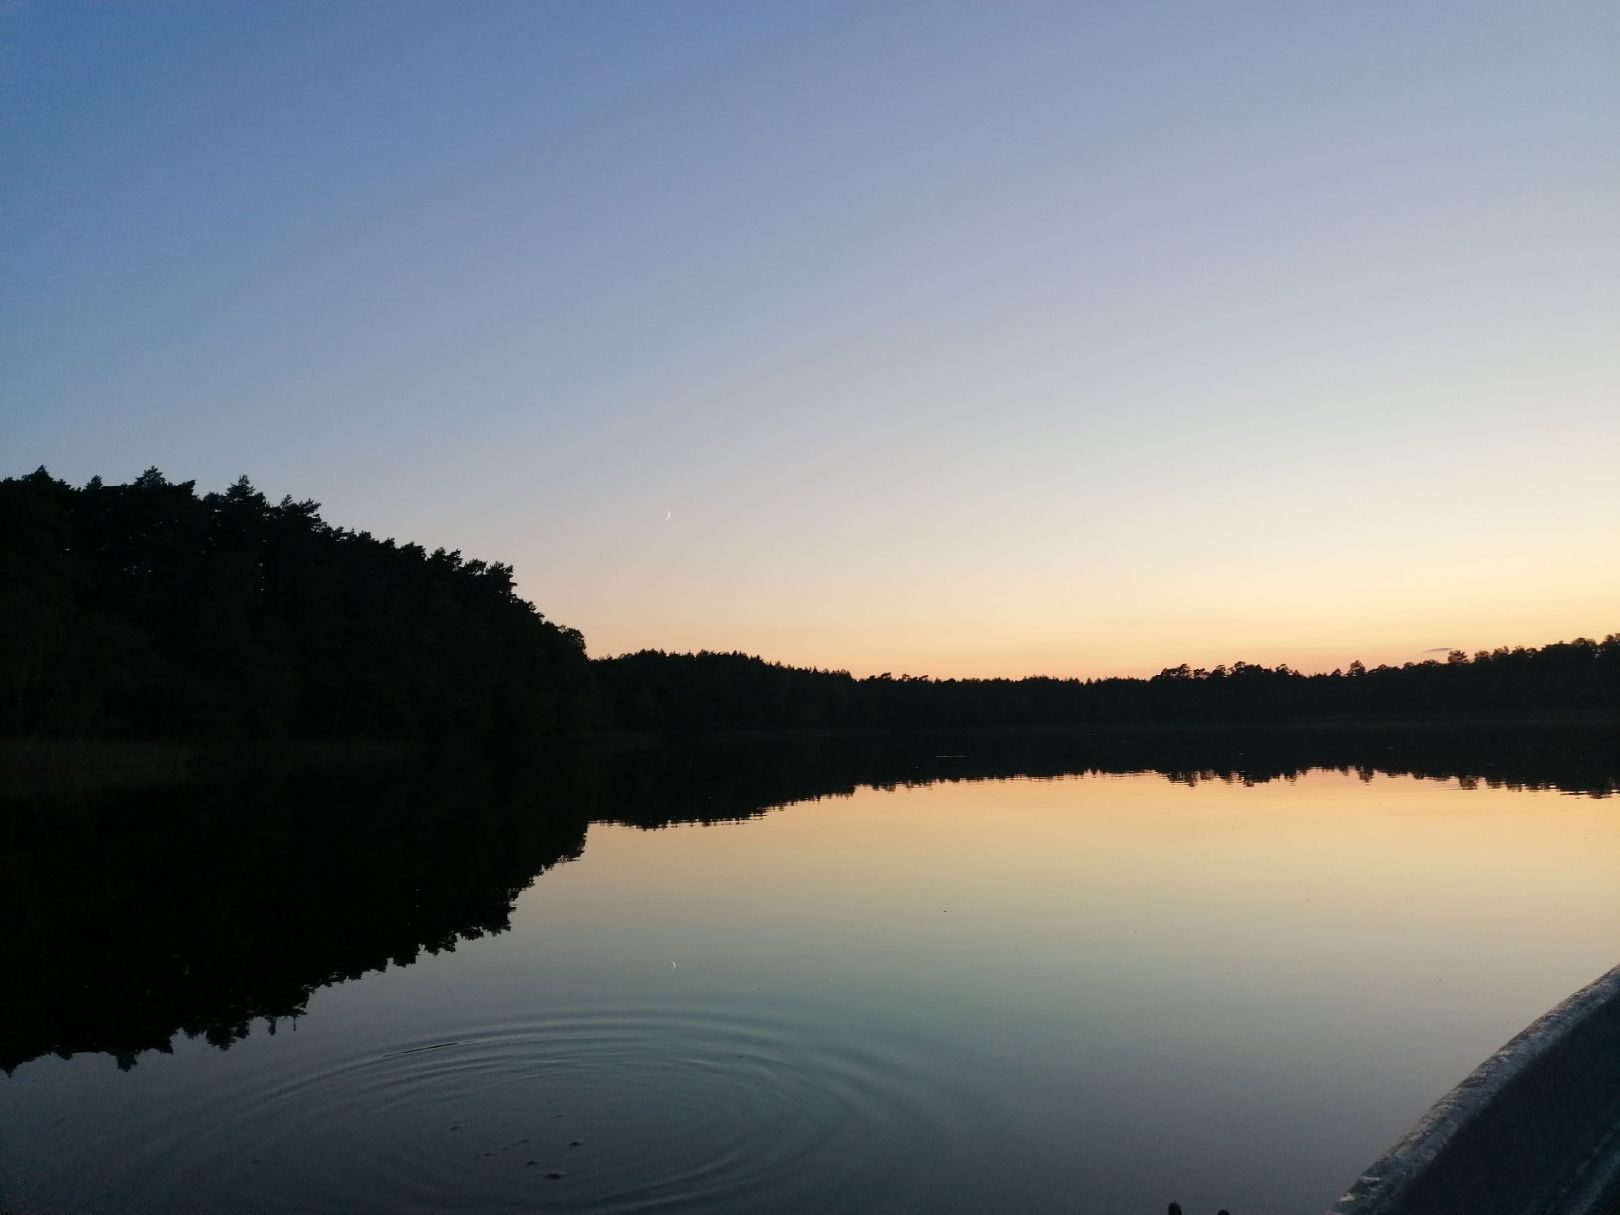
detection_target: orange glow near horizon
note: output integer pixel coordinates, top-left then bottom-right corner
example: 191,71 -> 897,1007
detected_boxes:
588,612 -> 1618,683
11,5 -> 1616,682
552,491 -> 1618,681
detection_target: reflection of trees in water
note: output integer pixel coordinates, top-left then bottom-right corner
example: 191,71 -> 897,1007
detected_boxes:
602,726 -> 1620,828
4,724 -> 1616,1073
1,761 -> 590,1073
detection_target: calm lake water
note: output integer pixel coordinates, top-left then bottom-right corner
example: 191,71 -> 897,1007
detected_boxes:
2,729 -> 1617,1213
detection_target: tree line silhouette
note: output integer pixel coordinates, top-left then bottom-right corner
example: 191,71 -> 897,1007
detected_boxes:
1,467 -> 595,741
3,467 -> 1615,741
594,639 -> 1620,733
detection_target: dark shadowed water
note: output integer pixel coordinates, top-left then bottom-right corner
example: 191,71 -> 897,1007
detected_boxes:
2,727 -> 1617,1213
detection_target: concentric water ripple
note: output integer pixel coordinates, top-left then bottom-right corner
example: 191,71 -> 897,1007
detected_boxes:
110,999 -> 981,1214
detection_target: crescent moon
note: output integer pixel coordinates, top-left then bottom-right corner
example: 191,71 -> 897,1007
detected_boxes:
664,510 -> 671,521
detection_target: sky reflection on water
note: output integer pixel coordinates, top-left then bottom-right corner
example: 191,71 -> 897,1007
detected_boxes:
2,754 -> 1617,1213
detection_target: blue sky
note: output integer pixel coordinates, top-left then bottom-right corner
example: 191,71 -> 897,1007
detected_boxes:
4,2 -> 1616,675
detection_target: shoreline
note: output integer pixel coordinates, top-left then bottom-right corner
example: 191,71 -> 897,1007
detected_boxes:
5,711 -> 1614,798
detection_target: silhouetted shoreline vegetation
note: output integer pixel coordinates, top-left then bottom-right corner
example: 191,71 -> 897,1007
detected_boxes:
592,645 -> 1620,734
1,468 -> 595,743
4,468 -> 1616,745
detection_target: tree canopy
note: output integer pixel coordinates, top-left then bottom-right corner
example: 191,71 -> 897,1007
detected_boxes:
0,467 -> 594,741
3,467 -> 1614,741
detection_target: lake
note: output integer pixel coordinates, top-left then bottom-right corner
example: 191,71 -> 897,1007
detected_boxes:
2,726 -> 1617,1213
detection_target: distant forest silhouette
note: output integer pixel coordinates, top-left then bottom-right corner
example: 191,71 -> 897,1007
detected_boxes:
3,467 -> 1616,741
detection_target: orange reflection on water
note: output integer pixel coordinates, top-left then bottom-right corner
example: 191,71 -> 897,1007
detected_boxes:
515,768 -> 1620,1211
542,769 -> 1618,1026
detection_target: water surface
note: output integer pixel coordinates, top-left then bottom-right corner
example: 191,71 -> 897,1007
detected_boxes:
2,730 -> 1616,1212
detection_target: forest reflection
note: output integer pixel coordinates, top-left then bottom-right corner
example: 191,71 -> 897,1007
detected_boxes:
4,723 -> 1615,1075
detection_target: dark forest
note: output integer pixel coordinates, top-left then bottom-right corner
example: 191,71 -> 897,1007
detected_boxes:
3,467 -> 1616,742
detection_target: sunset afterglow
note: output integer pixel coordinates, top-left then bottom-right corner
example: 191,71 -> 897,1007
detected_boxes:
4,4 -> 1614,676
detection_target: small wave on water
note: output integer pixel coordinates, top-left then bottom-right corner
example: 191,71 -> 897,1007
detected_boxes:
106,999 -> 978,1214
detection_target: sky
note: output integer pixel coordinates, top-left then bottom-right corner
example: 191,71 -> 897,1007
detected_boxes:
3,2 -> 1616,678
